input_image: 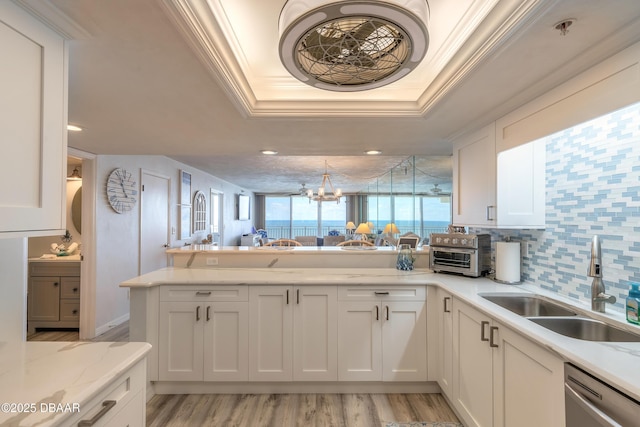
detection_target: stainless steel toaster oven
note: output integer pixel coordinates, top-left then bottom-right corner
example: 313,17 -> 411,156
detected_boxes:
429,233 -> 491,277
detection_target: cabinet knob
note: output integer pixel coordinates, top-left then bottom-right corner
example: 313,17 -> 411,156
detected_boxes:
53,282 -> 59,287
73,288 -> 78,292
72,309 -> 78,315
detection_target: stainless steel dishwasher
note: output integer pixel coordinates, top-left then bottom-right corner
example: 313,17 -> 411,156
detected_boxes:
565,363 -> 639,426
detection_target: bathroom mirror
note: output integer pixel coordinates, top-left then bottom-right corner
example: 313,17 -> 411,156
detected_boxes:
71,186 -> 82,233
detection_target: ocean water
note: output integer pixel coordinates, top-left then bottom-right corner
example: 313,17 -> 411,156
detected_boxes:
264,220 -> 449,238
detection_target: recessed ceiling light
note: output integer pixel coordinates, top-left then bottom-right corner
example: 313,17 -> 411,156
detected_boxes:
261,150 -> 278,155
365,150 -> 382,155
67,125 -> 83,132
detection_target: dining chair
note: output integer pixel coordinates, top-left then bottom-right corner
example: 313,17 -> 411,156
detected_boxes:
336,240 -> 375,247
263,239 -> 303,247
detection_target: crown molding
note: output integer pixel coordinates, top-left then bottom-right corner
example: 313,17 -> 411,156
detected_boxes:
13,0 -> 91,39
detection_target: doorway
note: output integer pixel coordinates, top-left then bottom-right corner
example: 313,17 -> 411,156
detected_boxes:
210,189 -> 224,245
140,170 -> 170,274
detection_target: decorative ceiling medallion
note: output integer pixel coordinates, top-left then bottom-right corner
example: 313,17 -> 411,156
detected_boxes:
279,0 -> 430,91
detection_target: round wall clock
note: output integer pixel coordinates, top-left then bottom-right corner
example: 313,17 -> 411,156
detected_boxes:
106,168 -> 138,213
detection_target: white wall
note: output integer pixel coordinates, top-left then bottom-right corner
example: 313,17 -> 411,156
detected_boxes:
0,238 -> 27,341
93,155 -> 253,333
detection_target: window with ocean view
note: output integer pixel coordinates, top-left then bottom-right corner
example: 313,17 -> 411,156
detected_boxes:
265,194 -> 450,240
265,196 -> 347,239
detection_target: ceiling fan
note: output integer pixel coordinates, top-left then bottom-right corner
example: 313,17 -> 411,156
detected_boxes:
427,184 -> 451,196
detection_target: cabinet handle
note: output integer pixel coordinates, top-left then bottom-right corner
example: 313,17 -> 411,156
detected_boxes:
480,321 -> 490,341
490,326 -> 499,348
206,306 -> 211,321
196,291 -> 212,296
443,297 -> 451,313
77,400 -> 116,426
72,309 -> 78,315
296,289 -> 300,304
73,287 -> 78,292
376,305 -> 379,321
385,305 -> 389,321
486,205 -> 495,221
374,291 -> 390,295
286,289 -> 289,305
53,282 -> 59,287
196,306 -> 201,321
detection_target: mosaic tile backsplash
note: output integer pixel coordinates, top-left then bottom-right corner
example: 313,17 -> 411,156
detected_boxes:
473,102 -> 640,314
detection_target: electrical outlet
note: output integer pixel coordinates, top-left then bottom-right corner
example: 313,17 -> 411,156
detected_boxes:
206,257 -> 218,266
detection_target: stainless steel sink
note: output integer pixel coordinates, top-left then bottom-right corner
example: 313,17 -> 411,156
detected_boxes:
530,317 -> 640,342
480,293 -> 578,317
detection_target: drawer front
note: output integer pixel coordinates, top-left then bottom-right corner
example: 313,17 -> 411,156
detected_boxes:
29,262 -> 80,277
67,358 -> 146,427
60,301 -> 80,322
160,285 -> 248,302
338,285 -> 426,301
61,277 -> 81,299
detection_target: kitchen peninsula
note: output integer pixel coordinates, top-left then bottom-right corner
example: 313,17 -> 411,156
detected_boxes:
167,245 -> 430,269
122,266 -> 640,427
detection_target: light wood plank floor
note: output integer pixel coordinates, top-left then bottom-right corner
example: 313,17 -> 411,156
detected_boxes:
28,322 -> 461,427
146,393 -> 460,427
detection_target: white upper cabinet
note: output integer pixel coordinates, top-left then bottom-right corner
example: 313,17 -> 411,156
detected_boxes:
452,123 -> 497,227
452,122 -> 545,229
0,2 -> 67,238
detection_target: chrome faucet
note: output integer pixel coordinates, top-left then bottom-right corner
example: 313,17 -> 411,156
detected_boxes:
588,235 -> 616,312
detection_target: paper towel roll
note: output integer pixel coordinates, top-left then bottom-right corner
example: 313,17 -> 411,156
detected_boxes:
496,241 -> 521,283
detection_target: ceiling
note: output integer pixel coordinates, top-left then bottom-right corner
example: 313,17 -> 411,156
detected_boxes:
19,0 -> 640,194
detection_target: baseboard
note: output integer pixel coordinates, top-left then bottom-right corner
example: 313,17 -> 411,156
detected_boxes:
152,381 -> 440,395
94,312 -> 130,337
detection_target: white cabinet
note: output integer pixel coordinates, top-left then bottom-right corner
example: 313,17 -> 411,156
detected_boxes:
337,286 -> 427,382
452,122 -> 545,228
452,123 -> 497,227
293,286 -> 338,381
436,288 -> 453,396
158,286 -> 248,381
452,299 -> 564,427
66,357 -> 147,427
249,285 -> 338,381
249,286 -> 293,381
0,2 -> 67,238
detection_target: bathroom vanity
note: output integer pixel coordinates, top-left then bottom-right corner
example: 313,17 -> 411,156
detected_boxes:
27,258 -> 81,333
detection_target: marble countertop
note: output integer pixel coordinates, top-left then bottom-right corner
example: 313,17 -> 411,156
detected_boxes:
0,341 -> 151,426
120,266 -> 640,401
167,245 -> 427,255
28,254 -> 82,262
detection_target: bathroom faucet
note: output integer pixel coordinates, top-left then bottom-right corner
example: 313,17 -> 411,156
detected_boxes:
588,235 -> 616,312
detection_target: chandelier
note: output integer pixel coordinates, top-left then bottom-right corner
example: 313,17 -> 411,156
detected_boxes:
307,161 -> 343,203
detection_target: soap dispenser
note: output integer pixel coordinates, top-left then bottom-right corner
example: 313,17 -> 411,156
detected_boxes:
626,283 -> 640,325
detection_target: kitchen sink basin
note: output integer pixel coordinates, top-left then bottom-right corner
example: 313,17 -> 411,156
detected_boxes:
529,317 -> 640,342
480,293 -> 578,317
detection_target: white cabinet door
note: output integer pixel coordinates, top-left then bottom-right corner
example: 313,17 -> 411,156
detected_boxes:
496,139 -> 546,228
203,302 -> 249,381
293,286 -> 338,381
0,2 -> 66,237
493,323 -> 565,427
337,301 -> 382,381
452,123 -> 497,227
437,289 -> 453,397
158,301 -> 203,381
453,300 -> 494,427
249,286 -> 293,381
382,301 -> 427,381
